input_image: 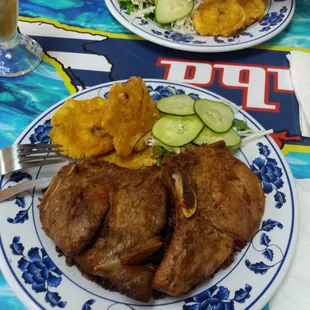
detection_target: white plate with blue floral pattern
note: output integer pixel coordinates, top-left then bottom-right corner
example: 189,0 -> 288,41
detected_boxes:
105,0 -> 295,52
0,80 -> 298,310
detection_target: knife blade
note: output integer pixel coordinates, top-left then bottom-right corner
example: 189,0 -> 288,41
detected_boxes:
0,178 -> 51,203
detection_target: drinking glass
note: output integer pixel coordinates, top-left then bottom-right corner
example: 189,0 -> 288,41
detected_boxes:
0,0 -> 43,77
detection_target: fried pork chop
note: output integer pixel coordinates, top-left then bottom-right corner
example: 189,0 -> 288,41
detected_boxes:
40,141 -> 265,302
75,164 -> 168,301
40,160 -> 168,302
39,163 -> 111,257
153,141 -> 265,296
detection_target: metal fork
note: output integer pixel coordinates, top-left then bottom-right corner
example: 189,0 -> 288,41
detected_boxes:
0,144 -> 66,175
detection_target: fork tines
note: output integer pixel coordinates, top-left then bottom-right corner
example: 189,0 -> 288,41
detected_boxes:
17,143 -> 62,150
17,144 -> 65,164
0,143 -> 66,175
17,144 -> 65,167
17,144 -> 63,156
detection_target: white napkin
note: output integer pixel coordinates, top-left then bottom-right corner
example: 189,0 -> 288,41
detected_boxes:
269,179 -> 310,310
287,51 -> 310,137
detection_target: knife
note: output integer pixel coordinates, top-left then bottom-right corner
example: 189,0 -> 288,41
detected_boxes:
0,178 -> 51,203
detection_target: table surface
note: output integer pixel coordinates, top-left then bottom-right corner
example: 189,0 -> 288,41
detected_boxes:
0,0 -> 309,309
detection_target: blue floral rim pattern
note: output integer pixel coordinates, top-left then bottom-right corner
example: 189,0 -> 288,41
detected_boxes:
106,0 -> 295,51
0,80 -> 297,310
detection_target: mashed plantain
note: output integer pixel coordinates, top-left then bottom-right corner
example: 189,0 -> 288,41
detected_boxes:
50,97 -> 114,159
102,77 -> 161,157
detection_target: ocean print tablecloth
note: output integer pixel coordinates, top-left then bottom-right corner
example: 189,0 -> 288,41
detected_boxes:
0,0 -> 309,309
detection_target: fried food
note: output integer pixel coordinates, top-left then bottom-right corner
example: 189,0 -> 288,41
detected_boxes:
39,163 -> 111,257
50,97 -> 114,159
101,147 -> 156,170
192,0 -> 247,37
39,142 -> 266,302
134,132 -> 150,152
50,77 -> 158,160
153,141 -> 265,295
102,77 -> 161,157
39,160 -> 167,302
237,0 -> 266,26
75,164 -> 167,302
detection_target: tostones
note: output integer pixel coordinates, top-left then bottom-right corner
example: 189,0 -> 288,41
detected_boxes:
192,0 -> 247,37
50,97 -> 114,159
101,147 -> 156,170
102,77 -> 161,157
237,0 -> 266,26
134,132 -> 151,152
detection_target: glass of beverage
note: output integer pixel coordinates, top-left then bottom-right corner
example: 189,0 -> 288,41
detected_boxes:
0,0 -> 43,77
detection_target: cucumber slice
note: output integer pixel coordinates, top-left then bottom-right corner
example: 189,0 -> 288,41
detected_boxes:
155,0 -> 194,24
193,127 -> 241,147
194,99 -> 234,133
157,94 -> 195,116
152,115 -> 204,147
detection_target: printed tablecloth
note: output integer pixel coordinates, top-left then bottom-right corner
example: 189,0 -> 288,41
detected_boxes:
0,0 -> 309,309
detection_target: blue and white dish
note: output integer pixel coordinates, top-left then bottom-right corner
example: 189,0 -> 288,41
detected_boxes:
0,80 -> 298,309
104,0 -> 295,52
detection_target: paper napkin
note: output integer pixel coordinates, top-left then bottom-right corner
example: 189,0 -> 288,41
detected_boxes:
287,51 -> 310,137
269,179 -> 310,310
